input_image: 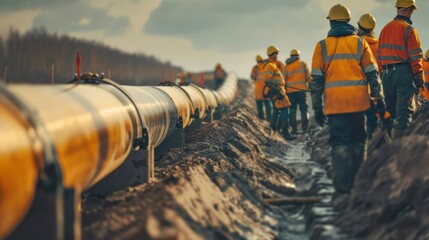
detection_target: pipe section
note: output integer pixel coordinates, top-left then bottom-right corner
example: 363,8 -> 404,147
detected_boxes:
0,73 -> 238,238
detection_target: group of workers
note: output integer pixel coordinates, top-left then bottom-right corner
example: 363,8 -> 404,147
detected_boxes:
251,0 -> 429,196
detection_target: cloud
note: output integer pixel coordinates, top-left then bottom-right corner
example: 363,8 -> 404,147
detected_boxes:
143,0 -> 313,52
0,0 -> 80,11
32,2 -> 129,36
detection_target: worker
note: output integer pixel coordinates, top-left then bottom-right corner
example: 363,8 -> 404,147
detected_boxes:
251,54 -> 272,121
262,45 -> 295,140
310,4 -> 385,194
214,63 -> 226,90
284,49 -> 311,134
421,50 -> 429,101
357,13 -> 381,140
377,0 -> 424,138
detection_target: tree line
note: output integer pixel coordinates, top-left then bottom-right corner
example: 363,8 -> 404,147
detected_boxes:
0,28 -> 182,86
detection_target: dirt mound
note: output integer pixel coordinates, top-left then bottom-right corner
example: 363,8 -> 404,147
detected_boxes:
334,105 -> 429,240
82,87 -> 299,239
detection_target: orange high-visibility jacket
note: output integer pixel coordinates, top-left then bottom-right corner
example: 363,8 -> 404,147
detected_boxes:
214,67 -> 226,79
251,62 -> 267,100
276,60 -> 285,73
312,35 -> 377,115
378,17 -> 423,74
284,59 -> 311,93
263,59 -> 290,108
363,35 -> 380,70
421,59 -> 429,100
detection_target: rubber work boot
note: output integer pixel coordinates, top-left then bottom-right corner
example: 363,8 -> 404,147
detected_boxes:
350,143 -> 366,188
392,128 -> 405,139
282,118 -> 296,141
330,145 -> 352,194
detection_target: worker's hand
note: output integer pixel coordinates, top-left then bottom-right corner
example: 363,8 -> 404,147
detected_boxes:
375,98 -> 386,119
414,71 -> 424,91
314,110 -> 327,127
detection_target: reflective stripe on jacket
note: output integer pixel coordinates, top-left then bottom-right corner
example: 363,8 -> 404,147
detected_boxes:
312,35 -> 375,115
378,17 -> 423,74
263,59 -> 285,86
421,59 -> 429,100
284,60 -> 311,93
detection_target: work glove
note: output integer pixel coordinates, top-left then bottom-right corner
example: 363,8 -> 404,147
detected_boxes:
314,110 -> 327,127
414,71 -> 425,91
375,98 -> 386,120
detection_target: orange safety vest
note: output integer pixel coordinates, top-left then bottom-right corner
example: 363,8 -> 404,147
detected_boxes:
284,59 -> 311,93
378,17 -> 423,74
262,59 -> 290,108
251,62 -> 266,100
421,59 -> 429,100
214,67 -> 226,79
312,35 -> 377,115
363,35 -> 380,70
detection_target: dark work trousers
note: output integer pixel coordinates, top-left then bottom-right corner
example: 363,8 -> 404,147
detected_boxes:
381,63 -> 417,130
328,112 -> 366,147
365,101 -> 378,139
328,112 -> 366,194
270,105 -> 289,134
256,99 -> 272,121
288,91 -> 309,132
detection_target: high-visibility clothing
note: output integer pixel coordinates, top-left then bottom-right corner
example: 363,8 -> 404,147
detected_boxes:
421,59 -> 429,100
262,59 -> 290,108
312,35 -> 377,115
378,16 -> 423,75
263,59 -> 285,86
362,35 -> 380,70
284,58 -> 311,93
276,60 -> 285,73
251,62 -> 266,100
214,67 -> 226,79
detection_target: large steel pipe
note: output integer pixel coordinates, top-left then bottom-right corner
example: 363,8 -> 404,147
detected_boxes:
155,85 -> 194,128
122,86 -> 177,148
0,72 -> 238,238
5,84 -> 140,190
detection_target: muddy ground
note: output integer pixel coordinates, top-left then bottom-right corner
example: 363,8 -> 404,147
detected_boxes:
82,81 -> 429,240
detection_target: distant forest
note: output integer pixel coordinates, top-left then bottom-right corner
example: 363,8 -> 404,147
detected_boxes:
0,28 -> 182,86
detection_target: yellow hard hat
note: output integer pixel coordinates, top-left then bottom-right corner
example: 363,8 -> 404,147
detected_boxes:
425,50 -> 429,59
267,45 -> 280,56
358,13 -> 376,31
395,0 -> 417,10
327,4 -> 351,22
256,54 -> 263,62
290,49 -> 300,56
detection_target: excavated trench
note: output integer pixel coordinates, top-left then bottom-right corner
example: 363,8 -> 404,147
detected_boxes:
82,81 -> 429,240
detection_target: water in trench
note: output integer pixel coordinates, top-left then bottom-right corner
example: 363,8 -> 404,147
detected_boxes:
271,137 -> 351,240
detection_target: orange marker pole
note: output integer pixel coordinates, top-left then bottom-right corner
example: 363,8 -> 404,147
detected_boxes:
201,71 -> 205,88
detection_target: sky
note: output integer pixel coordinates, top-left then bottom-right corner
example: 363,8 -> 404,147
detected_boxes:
1,0 -> 429,80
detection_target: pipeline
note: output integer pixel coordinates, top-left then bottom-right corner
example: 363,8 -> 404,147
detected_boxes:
0,73 -> 238,239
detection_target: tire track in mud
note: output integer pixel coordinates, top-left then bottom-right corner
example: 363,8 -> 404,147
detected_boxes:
272,137 -> 350,240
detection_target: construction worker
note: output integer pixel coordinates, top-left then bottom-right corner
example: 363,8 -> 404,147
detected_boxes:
421,50 -> 429,101
284,49 -> 311,134
262,45 -> 295,140
357,13 -> 380,140
251,54 -> 272,121
310,4 -> 385,194
214,63 -> 226,90
377,0 -> 424,138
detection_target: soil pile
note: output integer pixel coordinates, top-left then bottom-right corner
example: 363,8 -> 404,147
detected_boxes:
308,105 -> 429,239
82,82 -> 300,240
